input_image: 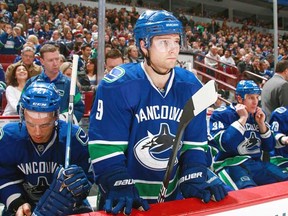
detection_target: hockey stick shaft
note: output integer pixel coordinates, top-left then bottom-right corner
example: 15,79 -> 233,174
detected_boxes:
158,80 -> 218,203
64,55 -> 79,168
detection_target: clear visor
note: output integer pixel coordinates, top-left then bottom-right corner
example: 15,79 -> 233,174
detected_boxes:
153,38 -> 180,53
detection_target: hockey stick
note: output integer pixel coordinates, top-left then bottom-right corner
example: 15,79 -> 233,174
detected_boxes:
64,54 -> 79,168
158,80 -> 218,203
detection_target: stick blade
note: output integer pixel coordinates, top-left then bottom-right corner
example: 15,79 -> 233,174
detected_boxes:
193,80 -> 218,116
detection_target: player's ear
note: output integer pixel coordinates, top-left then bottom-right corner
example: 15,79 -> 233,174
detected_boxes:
236,95 -> 243,104
140,40 -> 148,56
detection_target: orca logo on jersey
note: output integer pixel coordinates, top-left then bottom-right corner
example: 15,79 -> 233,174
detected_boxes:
134,123 -> 179,171
237,132 -> 261,155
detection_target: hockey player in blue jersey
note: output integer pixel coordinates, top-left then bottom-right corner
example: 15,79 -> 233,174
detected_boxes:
88,10 -> 228,215
0,82 -> 92,216
269,106 -> 288,172
209,80 -> 288,190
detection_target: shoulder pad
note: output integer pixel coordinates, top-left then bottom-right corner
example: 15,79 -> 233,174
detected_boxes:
275,106 -> 287,114
103,66 -> 125,83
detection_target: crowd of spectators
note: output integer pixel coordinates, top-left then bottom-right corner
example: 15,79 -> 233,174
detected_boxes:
0,0 -> 286,116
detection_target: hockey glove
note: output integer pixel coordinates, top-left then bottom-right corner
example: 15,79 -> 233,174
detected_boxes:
62,165 -> 92,202
179,164 -> 228,203
33,165 -> 91,216
97,168 -> 150,215
32,166 -> 77,216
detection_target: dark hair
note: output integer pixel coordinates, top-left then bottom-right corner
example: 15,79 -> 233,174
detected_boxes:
7,64 -> 30,86
275,60 -> 288,73
81,43 -> 91,51
105,49 -> 123,63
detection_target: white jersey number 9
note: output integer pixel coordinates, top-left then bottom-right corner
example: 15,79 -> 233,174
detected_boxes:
95,99 -> 103,120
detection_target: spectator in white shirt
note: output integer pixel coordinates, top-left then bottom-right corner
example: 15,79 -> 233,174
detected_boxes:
220,49 -> 236,66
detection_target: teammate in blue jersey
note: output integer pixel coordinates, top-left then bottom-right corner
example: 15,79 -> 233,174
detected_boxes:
0,82 -> 92,216
88,10 -> 228,215
209,80 -> 288,190
269,106 -> 288,172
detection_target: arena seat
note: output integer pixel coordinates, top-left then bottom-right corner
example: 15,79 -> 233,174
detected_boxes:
2,63 -> 11,72
0,91 -> 6,115
83,91 -> 94,115
0,54 -> 16,64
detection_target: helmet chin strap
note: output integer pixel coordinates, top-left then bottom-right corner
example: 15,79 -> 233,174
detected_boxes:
145,51 -> 172,75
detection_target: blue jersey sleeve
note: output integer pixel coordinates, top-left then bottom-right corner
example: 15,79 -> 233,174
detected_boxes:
88,74 -> 131,178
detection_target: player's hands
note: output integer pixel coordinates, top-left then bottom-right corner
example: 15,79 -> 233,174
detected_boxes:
16,203 -> 31,216
235,103 -> 248,123
179,164 -> 228,203
97,168 -> 150,215
254,107 -> 265,125
280,136 -> 288,145
61,165 -> 91,200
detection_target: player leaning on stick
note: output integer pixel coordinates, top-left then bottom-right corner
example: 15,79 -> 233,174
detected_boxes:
88,10 -> 228,215
0,82 -> 93,216
209,80 -> 288,190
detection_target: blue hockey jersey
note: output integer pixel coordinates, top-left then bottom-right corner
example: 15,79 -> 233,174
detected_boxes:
209,104 -> 275,172
88,62 -> 209,203
270,106 -> 288,158
0,121 -> 92,209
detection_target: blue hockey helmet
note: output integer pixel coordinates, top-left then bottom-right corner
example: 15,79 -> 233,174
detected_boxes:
235,80 -> 261,99
133,10 -> 184,48
20,82 -> 60,113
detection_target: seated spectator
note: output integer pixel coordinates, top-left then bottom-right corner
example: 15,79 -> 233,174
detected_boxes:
104,49 -> 124,74
90,40 -> 98,59
126,45 -> 140,63
14,4 -> 28,33
209,80 -> 288,190
13,42 -> 42,66
78,44 -> 91,75
28,21 -> 44,40
3,64 -> 30,115
86,58 -> 97,87
259,59 -> 274,79
0,22 -> 24,54
60,61 -> 72,78
0,2 -> 12,25
220,49 -> 235,66
6,46 -> 42,81
42,22 -> 53,42
237,53 -> 253,78
83,30 -> 93,47
204,45 -> 220,77
269,106 -> 288,172
26,34 -> 41,55
13,25 -> 26,44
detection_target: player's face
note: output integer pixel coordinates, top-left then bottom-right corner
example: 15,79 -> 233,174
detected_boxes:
149,34 -> 180,70
25,110 -> 56,143
40,51 -> 60,76
242,94 -> 259,114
